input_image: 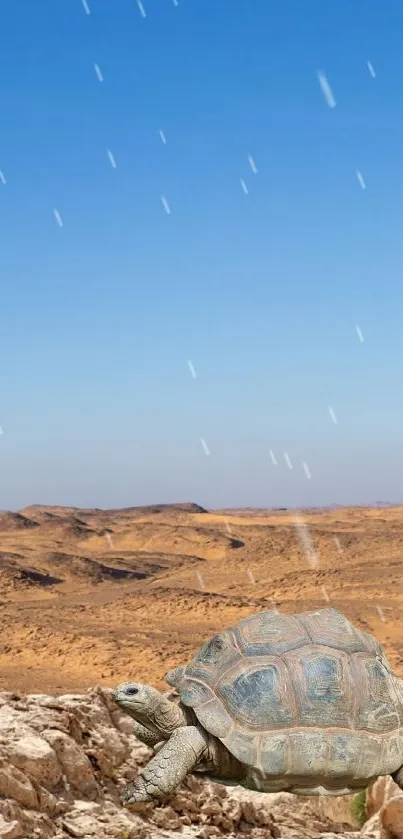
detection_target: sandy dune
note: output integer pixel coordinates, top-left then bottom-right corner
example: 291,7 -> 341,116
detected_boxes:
0,502 -> 402,695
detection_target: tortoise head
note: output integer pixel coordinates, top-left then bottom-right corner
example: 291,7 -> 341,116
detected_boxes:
112,680 -> 188,737
112,681 -> 160,721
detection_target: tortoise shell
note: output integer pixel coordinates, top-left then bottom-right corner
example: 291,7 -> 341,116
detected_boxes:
166,608 -> 403,783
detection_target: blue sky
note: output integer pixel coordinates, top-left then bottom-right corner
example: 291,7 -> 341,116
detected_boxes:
0,0 -> 402,510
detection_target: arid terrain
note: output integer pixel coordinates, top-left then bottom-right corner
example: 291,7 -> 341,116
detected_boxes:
3,684 -> 399,839
1,501 -> 403,694
2,502 -> 403,838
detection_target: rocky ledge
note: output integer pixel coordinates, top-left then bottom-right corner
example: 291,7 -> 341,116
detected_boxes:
0,687 -> 402,838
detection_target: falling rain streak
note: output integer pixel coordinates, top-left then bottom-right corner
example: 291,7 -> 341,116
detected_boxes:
196,571 -> 205,590
356,170 -> 366,190
240,179 -> 248,194
322,586 -> 330,602
284,452 -> 293,469
200,438 -> 210,456
248,155 -> 258,174
81,0 -> 91,14
302,462 -> 311,480
292,515 -> 319,568
93,64 -> 103,82
0,171 -> 6,185
328,406 -> 338,425
160,195 -> 171,215
317,71 -> 336,108
158,129 -> 167,145
269,450 -> 277,465
247,569 -> 256,584
53,209 -> 63,227
355,324 -> 364,343
137,0 -> 146,17
376,606 -> 386,622
367,61 -> 376,78
107,150 -> 117,169
187,360 -> 197,379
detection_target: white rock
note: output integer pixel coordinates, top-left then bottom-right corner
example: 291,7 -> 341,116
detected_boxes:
0,764 -> 38,808
43,729 -> 97,795
9,734 -> 61,787
72,800 -> 102,814
0,816 -> 23,839
63,813 -> 100,836
381,793 -> 403,838
360,812 -> 382,838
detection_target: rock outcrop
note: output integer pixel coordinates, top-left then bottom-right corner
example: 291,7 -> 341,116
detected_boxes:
0,687 -> 401,838
362,775 -> 403,838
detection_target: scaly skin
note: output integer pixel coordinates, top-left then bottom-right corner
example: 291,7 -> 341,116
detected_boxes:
120,726 -> 209,804
113,680 -> 245,803
131,721 -> 163,750
113,682 -> 188,739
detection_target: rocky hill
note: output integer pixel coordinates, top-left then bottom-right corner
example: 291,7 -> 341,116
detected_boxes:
0,686 -> 402,839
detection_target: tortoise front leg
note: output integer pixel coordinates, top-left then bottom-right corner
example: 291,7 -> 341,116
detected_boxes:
132,721 -> 164,750
120,726 -> 208,804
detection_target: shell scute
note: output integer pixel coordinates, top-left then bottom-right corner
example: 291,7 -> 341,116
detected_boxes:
288,731 -> 328,776
259,732 -> 288,774
197,633 -> 228,666
217,660 -> 293,728
326,732 -> 359,778
235,610 -> 310,656
297,608 -> 366,653
351,733 -> 387,780
284,648 -> 354,728
356,658 -> 400,732
383,731 -> 403,772
179,679 -> 214,708
193,698 -> 232,738
165,665 -> 185,687
221,728 -> 257,766
186,629 -> 242,687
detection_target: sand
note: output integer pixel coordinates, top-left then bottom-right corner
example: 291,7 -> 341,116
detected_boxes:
0,501 -> 402,694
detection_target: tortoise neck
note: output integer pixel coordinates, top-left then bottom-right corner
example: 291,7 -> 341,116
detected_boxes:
147,695 -> 188,737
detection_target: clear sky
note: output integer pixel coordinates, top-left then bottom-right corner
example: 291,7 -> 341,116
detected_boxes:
1,0 -> 402,510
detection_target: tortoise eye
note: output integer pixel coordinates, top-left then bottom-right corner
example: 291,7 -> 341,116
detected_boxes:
125,687 -> 139,696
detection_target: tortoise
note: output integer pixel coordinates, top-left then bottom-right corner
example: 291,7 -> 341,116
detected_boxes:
112,607 -> 403,804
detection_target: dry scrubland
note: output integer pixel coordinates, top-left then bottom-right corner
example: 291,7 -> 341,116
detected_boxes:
1,501 -> 403,838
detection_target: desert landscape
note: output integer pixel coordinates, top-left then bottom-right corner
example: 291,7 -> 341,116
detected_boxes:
1,501 -> 403,694
1,501 -> 403,838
